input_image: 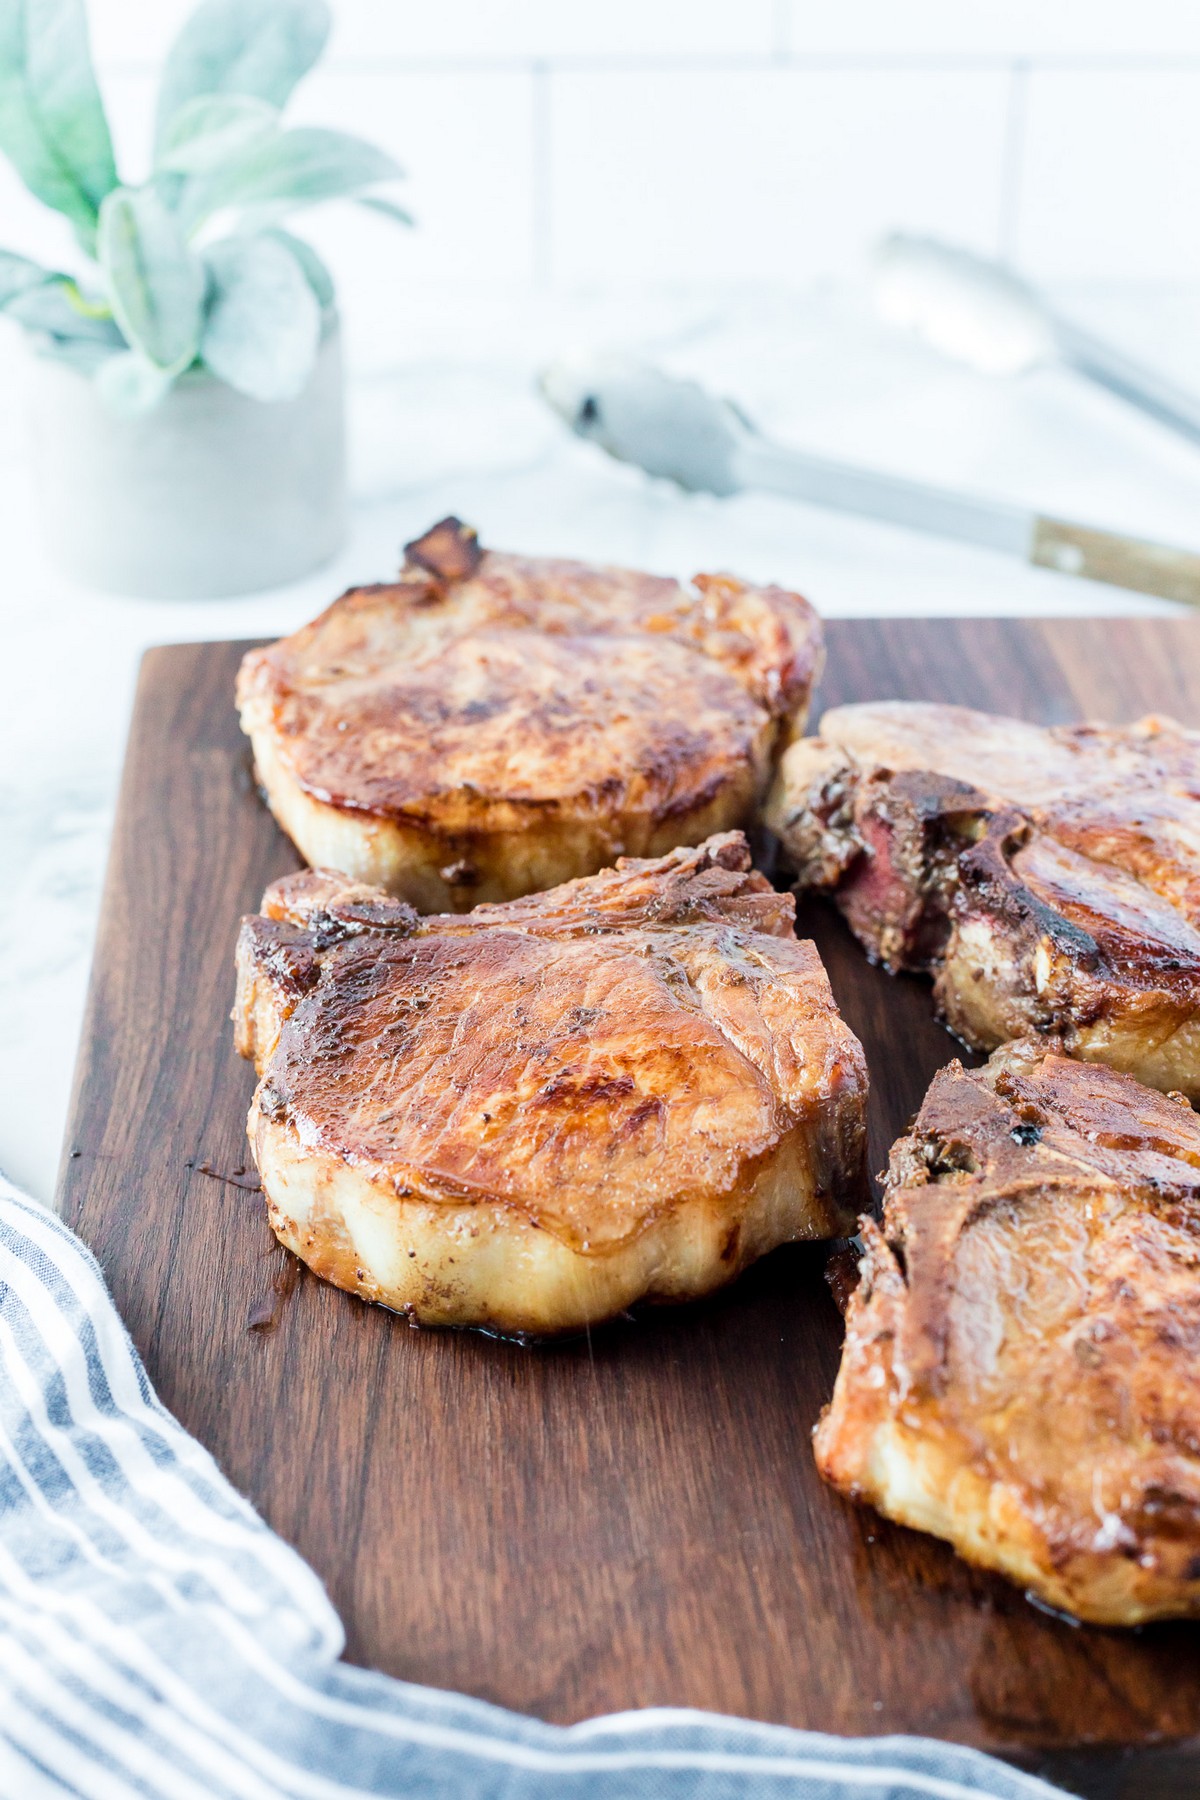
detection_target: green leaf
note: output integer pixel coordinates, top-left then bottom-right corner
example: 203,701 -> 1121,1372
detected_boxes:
97,186 -> 205,369
59,273 -> 112,316
6,278 -> 122,340
95,347 -> 177,414
157,92 -> 279,174
265,227 -> 333,308
0,252 -> 128,370
185,125 -> 401,227
0,0 -> 118,249
35,332 -> 116,373
201,232 -> 319,401
357,194 -> 413,228
155,0 -> 329,156
0,245 -> 59,306
0,251 -> 121,341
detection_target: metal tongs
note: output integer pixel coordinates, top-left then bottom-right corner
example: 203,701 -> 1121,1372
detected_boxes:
541,357 -> 1200,608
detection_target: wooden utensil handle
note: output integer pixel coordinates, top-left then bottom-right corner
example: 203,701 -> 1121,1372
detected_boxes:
1032,517 -> 1200,608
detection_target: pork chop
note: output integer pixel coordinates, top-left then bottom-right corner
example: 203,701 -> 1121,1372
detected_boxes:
238,518 -> 824,913
765,701 -> 1200,1097
815,1042 -> 1200,1626
233,833 -> 868,1337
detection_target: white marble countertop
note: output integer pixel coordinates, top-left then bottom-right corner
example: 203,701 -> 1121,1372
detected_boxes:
4,279 -> 1199,1202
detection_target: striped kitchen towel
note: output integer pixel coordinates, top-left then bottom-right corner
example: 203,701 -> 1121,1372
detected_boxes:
0,1172 -> 1068,1800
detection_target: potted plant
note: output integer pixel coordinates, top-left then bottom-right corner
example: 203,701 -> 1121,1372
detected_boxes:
0,0 -> 410,597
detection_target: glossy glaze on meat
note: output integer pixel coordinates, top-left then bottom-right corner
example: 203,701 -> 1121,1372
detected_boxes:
238,519 -> 824,912
233,833 -> 868,1337
815,1042 -> 1200,1625
765,701 -> 1200,1097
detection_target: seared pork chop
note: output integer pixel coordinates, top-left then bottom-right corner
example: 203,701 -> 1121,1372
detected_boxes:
233,833 -> 868,1337
815,1043 -> 1200,1626
238,518 -> 824,913
765,702 -> 1200,1097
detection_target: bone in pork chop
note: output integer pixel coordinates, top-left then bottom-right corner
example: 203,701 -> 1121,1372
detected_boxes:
815,1042 -> 1200,1625
765,701 -> 1200,1098
238,519 -> 824,913
233,833 -> 868,1338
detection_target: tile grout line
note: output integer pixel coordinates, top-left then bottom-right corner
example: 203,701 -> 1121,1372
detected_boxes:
531,62 -> 553,291
93,52 -> 1200,78
998,60 -> 1030,268
771,0 -> 790,61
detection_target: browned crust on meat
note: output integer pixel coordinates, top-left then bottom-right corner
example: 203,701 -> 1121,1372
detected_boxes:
232,833 -> 869,1335
238,525 -> 824,910
403,515 -> 483,581
815,1043 -> 1200,1625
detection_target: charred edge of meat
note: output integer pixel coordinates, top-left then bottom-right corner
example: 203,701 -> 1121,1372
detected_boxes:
403,516 -> 483,583
239,918 -> 322,997
308,897 -> 421,946
955,830 -> 1102,970
824,1240 -> 863,1315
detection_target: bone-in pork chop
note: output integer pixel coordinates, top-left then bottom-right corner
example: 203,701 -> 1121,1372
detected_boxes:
238,518 -> 824,912
765,701 -> 1200,1097
815,1042 -> 1200,1625
233,834 -> 868,1338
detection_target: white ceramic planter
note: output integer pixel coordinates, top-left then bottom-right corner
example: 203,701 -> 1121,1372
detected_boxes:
27,323 -> 347,599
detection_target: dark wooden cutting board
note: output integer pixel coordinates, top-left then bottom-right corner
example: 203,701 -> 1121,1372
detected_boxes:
57,616 -> 1200,1798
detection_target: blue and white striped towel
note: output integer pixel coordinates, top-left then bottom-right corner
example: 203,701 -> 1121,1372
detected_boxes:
0,1172 -> 1069,1800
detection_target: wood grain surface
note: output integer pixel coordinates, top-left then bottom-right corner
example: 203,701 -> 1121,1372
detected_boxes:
56,616 -> 1200,1799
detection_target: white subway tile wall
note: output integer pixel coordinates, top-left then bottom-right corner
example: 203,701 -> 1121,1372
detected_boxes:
14,0 -> 1200,319
1018,70 -> 1200,283
293,69 -> 538,286
782,1 -> 1200,58
548,69 -> 1012,286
